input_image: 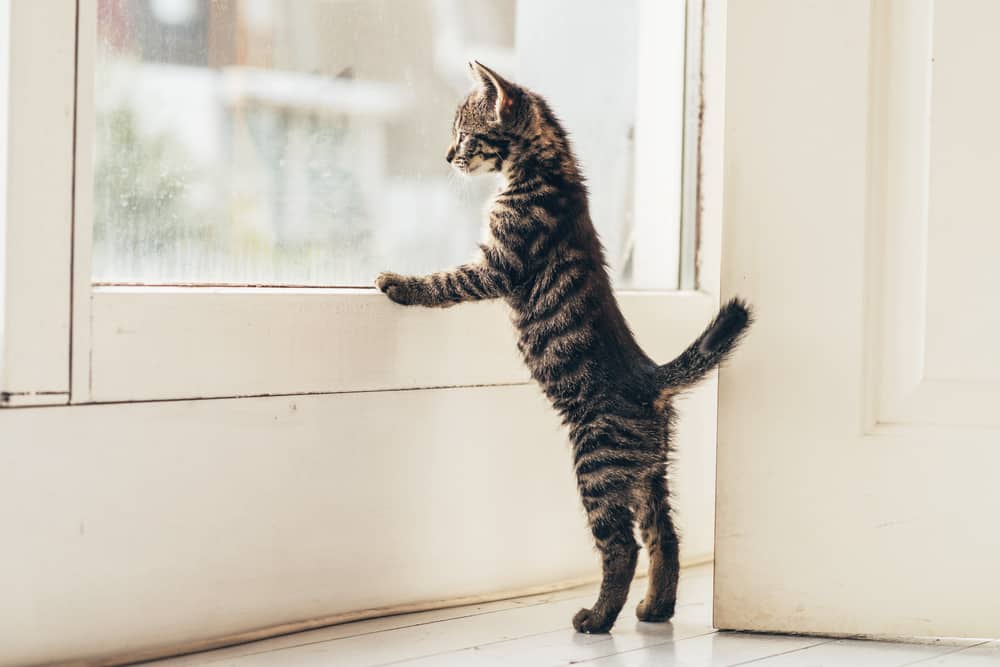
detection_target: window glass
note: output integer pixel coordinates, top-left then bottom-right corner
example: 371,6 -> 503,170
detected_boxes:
94,0 -> 681,287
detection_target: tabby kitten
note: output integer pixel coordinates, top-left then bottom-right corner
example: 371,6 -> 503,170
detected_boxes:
376,62 -> 751,633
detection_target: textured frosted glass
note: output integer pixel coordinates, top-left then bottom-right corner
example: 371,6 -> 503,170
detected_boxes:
93,0 -> 679,287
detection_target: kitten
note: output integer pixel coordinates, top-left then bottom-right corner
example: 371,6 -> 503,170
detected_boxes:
376,62 -> 751,633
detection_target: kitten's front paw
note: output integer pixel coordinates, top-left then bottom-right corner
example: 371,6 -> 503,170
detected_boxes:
572,607 -> 614,634
375,272 -> 418,305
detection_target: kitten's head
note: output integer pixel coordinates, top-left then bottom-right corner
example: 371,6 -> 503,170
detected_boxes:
446,61 -> 528,175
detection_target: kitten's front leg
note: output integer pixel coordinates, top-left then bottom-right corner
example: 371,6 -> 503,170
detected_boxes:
375,263 -> 507,307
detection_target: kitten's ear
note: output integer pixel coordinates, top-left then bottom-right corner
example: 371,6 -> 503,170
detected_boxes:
469,61 -> 517,124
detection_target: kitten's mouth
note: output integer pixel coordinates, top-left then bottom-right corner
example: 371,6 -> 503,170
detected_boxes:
452,163 -> 480,176
458,157 -> 490,175
451,155 -> 496,176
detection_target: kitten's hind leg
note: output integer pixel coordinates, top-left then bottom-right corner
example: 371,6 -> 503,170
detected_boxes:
573,502 -> 638,633
636,472 -> 680,622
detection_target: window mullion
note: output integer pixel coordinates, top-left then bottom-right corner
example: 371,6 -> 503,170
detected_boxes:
71,0 -> 96,404
0,1 -> 78,407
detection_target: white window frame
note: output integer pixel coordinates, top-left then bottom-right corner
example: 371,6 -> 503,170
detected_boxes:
3,0 -> 719,407
0,1 -> 76,407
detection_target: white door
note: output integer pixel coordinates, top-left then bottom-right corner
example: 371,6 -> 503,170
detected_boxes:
716,0 -> 1000,639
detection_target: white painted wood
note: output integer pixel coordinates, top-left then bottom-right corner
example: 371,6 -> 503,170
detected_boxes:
0,391 -> 70,407
89,287 -> 525,401
717,0 -> 1000,640
0,1 -> 7,388
0,1 -> 76,403
873,0 -> 1000,430
872,0 -> 934,429
922,2 -> 1000,388
678,0 -> 704,291
631,0 -> 686,289
0,378 -> 718,667
696,0 -> 726,300
87,289 -> 717,402
71,0 -> 96,403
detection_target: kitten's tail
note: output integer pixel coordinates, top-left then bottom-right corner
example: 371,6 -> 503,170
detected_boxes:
655,298 -> 752,395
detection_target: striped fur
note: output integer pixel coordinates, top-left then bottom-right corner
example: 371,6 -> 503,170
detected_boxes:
376,62 -> 752,633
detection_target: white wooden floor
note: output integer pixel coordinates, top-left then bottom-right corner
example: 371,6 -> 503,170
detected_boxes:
145,564 -> 999,666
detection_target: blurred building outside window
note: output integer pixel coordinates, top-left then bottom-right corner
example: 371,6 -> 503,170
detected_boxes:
95,0 -> 679,288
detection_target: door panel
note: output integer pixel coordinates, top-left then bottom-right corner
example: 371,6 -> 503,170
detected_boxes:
717,0 -> 1000,638
924,1 -> 1000,384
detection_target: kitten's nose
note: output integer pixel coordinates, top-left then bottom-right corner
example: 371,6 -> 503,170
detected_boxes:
446,146 -> 456,163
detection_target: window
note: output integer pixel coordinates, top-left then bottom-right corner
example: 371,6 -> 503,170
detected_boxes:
93,0 -> 687,289
3,0 -> 713,406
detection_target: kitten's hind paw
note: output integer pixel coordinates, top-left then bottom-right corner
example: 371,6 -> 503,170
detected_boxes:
636,598 -> 675,623
572,607 -> 615,634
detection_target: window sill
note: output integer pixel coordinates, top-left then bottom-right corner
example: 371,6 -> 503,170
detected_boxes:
79,287 -> 717,404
